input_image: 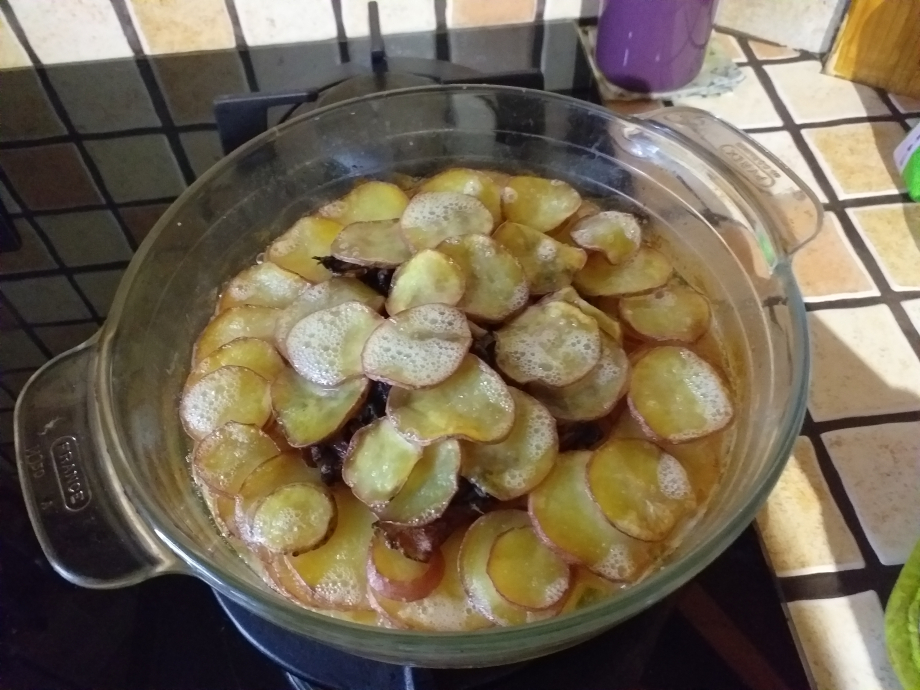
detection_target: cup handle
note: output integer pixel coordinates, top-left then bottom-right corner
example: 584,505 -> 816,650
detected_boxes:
14,335 -> 184,588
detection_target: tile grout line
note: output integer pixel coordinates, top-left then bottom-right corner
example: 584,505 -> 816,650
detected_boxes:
222,0 -> 261,92
330,0 -> 350,63
0,289 -> 55,361
7,197 -> 178,220
0,260 -> 133,283
0,123 -> 218,150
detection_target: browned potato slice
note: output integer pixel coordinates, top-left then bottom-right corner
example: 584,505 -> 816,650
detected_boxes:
573,247 -> 673,297
618,284 -> 712,343
367,531 -> 446,602
570,211 -> 642,265
194,305 -> 280,362
362,304 -> 471,389
528,334 -> 628,422
193,422 -> 280,494
318,181 -> 410,225
265,216 -> 343,282
461,388 -> 557,501
188,337 -> 285,387
587,438 -> 695,542
385,249 -> 466,315
437,235 -> 529,323
200,485 -> 239,536
275,277 -> 385,350
285,302 -> 384,387
628,346 -> 734,443
559,567 -> 624,614
387,354 -> 515,445
540,286 -> 622,344
419,168 -> 503,225
235,451 -> 321,541
494,300 -> 601,387
180,366 -> 271,441
248,482 -> 336,555
492,221 -> 587,295
528,451 -> 656,582
271,367 -> 368,447
501,176 -> 581,233
486,525 -> 571,610
400,191 -> 493,251
376,439 -> 460,525
331,220 -> 412,268
342,418 -> 423,509
217,262 -> 310,312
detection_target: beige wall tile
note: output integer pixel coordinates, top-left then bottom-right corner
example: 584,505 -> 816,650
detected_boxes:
0,144 -> 102,210
126,0 -> 234,55
154,51 -> 248,125
792,213 -> 877,301
448,0 -> 537,28
890,93 -> 920,114
750,130 -> 828,202
118,203 -> 171,245
0,7 -> 30,68
715,0 -> 847,53
342,0 -> 436,36
0,220 -> 56,275
0,68 -> 65,141
711,32 -> 744,63
544,0 -> 585,20
673,67 -> 782,129
749,40 -> 799,61
233,0 -> 338,45
757,437 -> 863,577
7,0 -> 132,64
807,305 -> 920,422
849,204 -> 920,291
903,298 -> 920,338
85,135 -> 185,202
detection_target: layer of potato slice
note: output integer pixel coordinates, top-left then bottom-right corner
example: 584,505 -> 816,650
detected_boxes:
376,439 -> 461,525
549,200 -> 602,245
369,529 -> 493,631
528,335 -> 629,422
628,346 -> 733,443
540,286 -> 622,344
188,337 -> 286,387
570,211 -> 643,265
362,304 -> 471,389
282,485 -> 376,610
461,388 -> 557,501
486,525 -> 571,610
400,191 -> 494,251
385,250 -> 466,315
437,235 -> 529,323
194,305 -> 280,363
573,246 -> 673,297
331,219 -> 413,268
528,451 -> 656,582
218,261 -> 311,312
271,367 -> 368,447
387,354 -> 515,445
193,422 -> 280,494
618,284 -> 712,343
495,300 -> 601,387
559,566 -> 624,615
419,168 -> 502,225
266,216 -> 343,282
587,438 -> 695,543
342,417 -> 423,509
248,482 -> 336,555
199,483 -> 242,537
492,221 -> 587,295
235,451 -> 321,541
180,366 -> 272,441
459,510 -> 565,625
502,176 -> 581,233
285,302 -> 384,387
367,531 -> 446,602
318,181 -> 410,225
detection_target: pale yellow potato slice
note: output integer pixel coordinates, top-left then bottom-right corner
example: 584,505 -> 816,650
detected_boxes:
501,176 -> 581,233
528,335 -> 629,422
249,482 -> 336,555
342,418 -> 423,509
550,200 -> 603,245
461,388 -> 557,501
188,337 -> 286,387
587,438 -> 695,542
387,354 -> 515,445
285,302 -> 384,387
217,261 -> 310,312
540,286 -> 622,344
419,168 -> 503,225
270,367 -> 368,447
486,525 -> 571,610
235,451 -> 321,541
318,181 -> 410,225
528,451 -> 656,582
494,300 -> 601,387
492,221 -> 587,295
376,438 -> 460,525
385,249 -> 466,315
330,219 -> 412,268
362,304 -> 471,389
194,305 -> 280,362
573,246 -> 673,297
193,422 -> 280,494
559,566 -> 624,614
618,284 -> 712,343
265,216 -> 343,282
367,531 -> 446,602
199,485 -> 239,536
628,346 -> 734,443
570,211 -> 643,265
180,366 -> 272,441
400,191 -> 494,251
437,235 -> 529,323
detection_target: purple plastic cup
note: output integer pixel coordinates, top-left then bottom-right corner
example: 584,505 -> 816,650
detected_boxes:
595,0 -> 718,93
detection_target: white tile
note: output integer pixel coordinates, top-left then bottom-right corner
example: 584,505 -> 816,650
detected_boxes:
903,299 -> 920,338
788,592 -> 901,690
38,211 -> 133,266
543,0 -> 584,19
710,32 -> 744,63
233,0 -> 338,46
749,39 -> 799,61
890,93 -> 920,114
341,0 -> 436,37
673,66 -> 782,130
85,135 -> 185,203
180,130 -> 224,179
7,0 -> 132,64
823,422 -> 920,566
124,0 -> 235,55
750,130 -> 828,202
908,117 -> 919,129
715,0 -> 848,53
0,6 -> 30,68
3,276 -> 93,323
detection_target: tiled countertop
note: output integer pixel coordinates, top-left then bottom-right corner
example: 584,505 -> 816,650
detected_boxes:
601,31 -> 920,690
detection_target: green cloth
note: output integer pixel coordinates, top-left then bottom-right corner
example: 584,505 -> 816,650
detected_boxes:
905,151 -> 920,203
887,539 -> 920,690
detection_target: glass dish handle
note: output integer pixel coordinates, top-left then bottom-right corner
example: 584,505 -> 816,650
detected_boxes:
14,336 -> 184,588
